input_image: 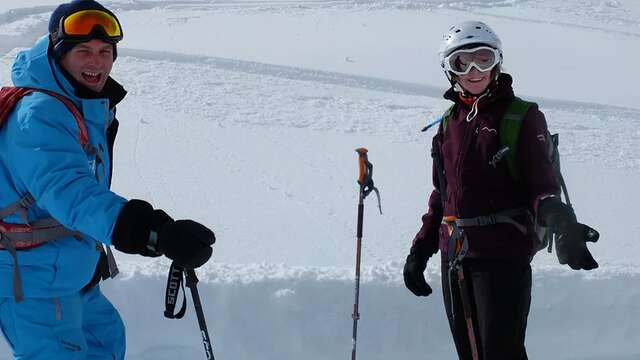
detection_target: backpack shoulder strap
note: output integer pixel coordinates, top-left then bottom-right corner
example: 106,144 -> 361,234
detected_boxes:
0,87 -> 116,302
499,97 -> 536,180
0,87 -> 35,127
425,104 -> 455,202
0,86 -> 88,147
441,104 -> 455,134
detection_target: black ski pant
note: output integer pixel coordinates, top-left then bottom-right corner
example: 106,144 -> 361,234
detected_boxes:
441,254 -> 532,360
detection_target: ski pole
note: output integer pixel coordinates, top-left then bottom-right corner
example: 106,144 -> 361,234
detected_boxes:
445,221 -> 479,360
351,160 -> 364,360
185,269 -> 215,360
164,263 -> 215,360
456,266 -> 479,360
351,148 -> 381,360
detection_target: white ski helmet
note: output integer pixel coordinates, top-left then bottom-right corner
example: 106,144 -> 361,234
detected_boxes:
438,20 -> 503,70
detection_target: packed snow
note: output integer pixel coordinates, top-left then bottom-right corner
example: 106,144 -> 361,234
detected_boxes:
1,0 -> 639,359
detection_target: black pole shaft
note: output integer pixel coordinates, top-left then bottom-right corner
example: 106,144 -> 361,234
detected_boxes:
351,190 -> 365,360
185,269 -> 215,360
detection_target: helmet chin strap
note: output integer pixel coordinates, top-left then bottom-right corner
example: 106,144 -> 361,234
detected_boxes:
446,66 -> 501,98
445,67 -> 501,123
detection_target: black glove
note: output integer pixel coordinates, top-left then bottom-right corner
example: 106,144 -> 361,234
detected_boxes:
539,197 -> 599,270
157,219 -> 215,269
403,253 -> 432,297
112,200 -> 216,269
554,222 -> 599,270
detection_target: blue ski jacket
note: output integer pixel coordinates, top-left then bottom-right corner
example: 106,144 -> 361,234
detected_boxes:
0,35 -> 127,298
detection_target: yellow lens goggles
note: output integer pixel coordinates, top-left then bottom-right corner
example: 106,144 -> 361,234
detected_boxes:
62,9 -> 123,41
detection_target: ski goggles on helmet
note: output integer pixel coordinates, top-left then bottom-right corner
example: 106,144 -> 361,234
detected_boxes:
443,46 -> 501,76
57,9 -> 123,43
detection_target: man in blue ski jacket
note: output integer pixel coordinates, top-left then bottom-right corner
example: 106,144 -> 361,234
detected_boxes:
0,1 -> 216,359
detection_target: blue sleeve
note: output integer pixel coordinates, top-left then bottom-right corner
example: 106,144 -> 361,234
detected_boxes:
3,95 -> 127,245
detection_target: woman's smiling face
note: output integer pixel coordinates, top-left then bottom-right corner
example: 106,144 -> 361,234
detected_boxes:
456,67 -> 492,95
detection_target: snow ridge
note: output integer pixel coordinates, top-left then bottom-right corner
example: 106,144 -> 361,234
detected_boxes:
103,265 -> 640,360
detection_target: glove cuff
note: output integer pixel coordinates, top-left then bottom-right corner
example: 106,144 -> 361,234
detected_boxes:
408,238 -> 433,262
538,197 -> 576,232
407,250 -> 429,270
112,199 -> 173,256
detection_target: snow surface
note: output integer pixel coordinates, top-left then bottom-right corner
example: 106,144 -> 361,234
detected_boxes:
1,0 -> 639,359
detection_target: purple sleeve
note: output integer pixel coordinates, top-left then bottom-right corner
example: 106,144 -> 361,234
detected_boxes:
411,159 -> 443,259
517,106 -> 561,216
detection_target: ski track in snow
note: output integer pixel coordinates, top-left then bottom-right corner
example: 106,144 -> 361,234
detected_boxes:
61,49 -> 640,170
1,1 -> 639,170
0,0 -> 638,56
464,8 -> 640,39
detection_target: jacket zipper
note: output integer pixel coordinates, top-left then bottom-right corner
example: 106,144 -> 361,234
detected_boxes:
454,106 -> 479,218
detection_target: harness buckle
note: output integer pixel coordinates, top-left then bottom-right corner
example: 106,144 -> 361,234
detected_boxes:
476,215 -> 497,226
19,196 -> 35,209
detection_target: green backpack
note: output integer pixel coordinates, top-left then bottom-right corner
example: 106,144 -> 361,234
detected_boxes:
428,97 -> 570,252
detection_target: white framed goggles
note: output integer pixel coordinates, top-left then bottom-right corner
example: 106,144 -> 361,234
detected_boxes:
443,46 -> 501,76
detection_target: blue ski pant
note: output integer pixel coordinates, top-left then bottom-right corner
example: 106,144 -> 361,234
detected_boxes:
0,286 -> 125,360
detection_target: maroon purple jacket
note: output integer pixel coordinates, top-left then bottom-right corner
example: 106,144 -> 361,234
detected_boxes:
412,74 -> 559,260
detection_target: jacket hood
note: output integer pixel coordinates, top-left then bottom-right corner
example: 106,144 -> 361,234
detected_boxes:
12,35 -> 75,98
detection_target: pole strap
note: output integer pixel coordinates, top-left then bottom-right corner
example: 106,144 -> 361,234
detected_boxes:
163,263 -> 215,360
164,263 -> 187,319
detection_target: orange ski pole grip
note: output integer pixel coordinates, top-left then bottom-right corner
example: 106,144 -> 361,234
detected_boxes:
355,147 -> 368,185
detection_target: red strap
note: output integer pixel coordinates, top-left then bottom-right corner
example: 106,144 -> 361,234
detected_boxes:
0,87 -> 88,146
0,222 -> 32,233
0,221 -> 83,250
0,87 -> 32,125
0,223 -> 38,250
458,92 -> 477,107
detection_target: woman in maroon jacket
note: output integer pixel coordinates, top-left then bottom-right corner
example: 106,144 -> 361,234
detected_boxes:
403,21 -> 599,359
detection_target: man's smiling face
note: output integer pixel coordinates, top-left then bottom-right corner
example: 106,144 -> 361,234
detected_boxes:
60,39 -> 114,92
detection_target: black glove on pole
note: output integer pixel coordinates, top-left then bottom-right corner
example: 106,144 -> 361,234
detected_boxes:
113,200 -> 217,360
538,197 -> 599,270
112,199 -> 216,268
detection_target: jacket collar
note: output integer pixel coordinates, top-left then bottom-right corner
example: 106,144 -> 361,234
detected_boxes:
444,73 -> 515,109
58,64 -> 127,110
